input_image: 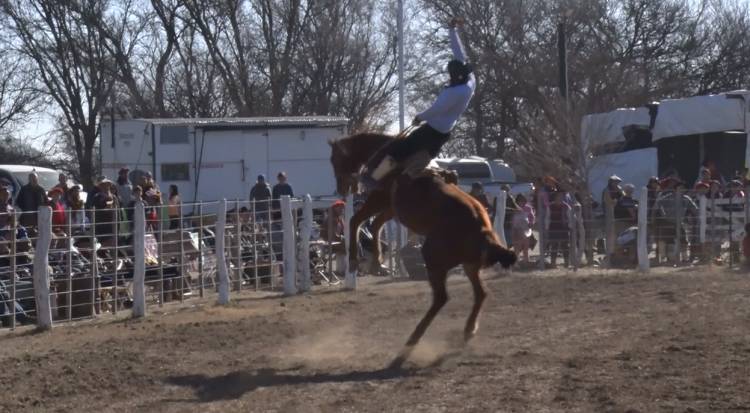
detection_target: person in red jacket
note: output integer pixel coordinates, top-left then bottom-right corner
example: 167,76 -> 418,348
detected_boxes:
48,187 -> 67,233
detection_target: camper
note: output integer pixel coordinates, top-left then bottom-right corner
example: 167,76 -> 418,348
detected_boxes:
582,90 -> 750,197
100,117 -> 348,205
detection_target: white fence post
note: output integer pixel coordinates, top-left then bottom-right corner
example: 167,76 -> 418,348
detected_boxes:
216,200 -> 230,304
344,193 -> 357,289
299,195 -> 313,292
132,201 -> 146,318
699,195 -> 707,244
637,187 -> 649,272
33,207 -> 53,330
494,190 -> 507,246
281,196 -> 298,295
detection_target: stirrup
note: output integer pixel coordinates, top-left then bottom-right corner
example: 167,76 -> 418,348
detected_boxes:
360,174 -> 379,192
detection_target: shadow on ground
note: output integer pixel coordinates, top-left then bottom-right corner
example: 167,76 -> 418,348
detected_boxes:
166,366 -> 419,402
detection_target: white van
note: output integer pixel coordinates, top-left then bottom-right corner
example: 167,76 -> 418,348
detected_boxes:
434,156 -> 517,191
0,165 -> 82,203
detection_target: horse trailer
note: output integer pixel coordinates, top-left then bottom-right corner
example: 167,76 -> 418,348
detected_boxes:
100,117 -> 349,205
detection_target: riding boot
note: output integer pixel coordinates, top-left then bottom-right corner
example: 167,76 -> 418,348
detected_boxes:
361,155 -> 397,191
403,150 -> 433,178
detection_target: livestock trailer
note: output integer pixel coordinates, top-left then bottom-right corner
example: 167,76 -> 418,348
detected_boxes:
100,117 -> 349,204
581,90 -> 750,198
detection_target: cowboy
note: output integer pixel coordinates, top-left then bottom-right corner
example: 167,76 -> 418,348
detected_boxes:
360,17 -> 475,190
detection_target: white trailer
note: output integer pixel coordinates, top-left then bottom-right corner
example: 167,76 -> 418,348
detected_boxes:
581,90 -> 750,198
100,117 -> 348,205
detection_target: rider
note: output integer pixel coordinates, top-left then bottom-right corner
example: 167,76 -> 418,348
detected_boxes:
360,17 -> 475,190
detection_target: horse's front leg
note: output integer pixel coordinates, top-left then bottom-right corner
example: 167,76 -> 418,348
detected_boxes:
347,191 -> 389,271
368,209 -> 395,273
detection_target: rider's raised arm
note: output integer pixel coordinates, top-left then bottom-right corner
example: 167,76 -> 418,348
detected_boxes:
449,27 -> 467,64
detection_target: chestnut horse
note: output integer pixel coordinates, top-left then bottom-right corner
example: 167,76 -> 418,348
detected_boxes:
328,132 -> 457,274
329,133 -> 517,368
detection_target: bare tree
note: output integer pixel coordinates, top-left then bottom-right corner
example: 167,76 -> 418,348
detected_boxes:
0,52 -> 40,138
2,0 -> 116,188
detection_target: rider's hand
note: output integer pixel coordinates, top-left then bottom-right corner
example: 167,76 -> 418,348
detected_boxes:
449,17 -> 464,28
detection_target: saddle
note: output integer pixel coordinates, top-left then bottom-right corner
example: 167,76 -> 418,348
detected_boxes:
401,151 -> 458,185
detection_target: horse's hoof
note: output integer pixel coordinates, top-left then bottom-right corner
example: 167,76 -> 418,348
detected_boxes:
388,355 -> 406,370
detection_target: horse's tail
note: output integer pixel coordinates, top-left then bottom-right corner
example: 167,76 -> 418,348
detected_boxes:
480,230 -> 517,269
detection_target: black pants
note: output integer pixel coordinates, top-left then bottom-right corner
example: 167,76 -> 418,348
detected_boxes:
366,123 -> 450,172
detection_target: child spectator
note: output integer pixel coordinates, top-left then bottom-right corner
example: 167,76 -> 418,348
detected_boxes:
48,187 -> 67,233
168,184 -> 181,229
511,194 -> 535,264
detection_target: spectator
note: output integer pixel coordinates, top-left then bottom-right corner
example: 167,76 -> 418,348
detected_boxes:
469,182 -> 494,215
85,176 -> 104,211
48,187 -> 67,233
511,193 -> 535,264
66,185 -> 86,233
116,167 -> 133,206
614,183 -> 638,232
708,179 -> 723,200
272,171 -> 294,220
547,191 -> 571,267
695,167 -> 712,187
693,182 -> 709,200
654,178 -> 697,264
0,185 -> 14,239
250,174 -> 272,222
320,199 -> 346,245
92,178 -> 119,241
602,175 -> 623,257
319,198 -> 347,274
54,173 -> 69,195
168,184 -> 181,230
602,175 -> 623,209
15,172 -> 47,229
725,179 -> 745,203
125,185 -> 143,223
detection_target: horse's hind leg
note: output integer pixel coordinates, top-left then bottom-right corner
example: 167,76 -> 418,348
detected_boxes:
463,263 -> 487,343
389,266 -> 448,369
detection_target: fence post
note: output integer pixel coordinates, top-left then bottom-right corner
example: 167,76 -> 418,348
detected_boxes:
569,202 -> 579,271
638,187 -> 649,273
281,196 -> 298,295
537,192 -> 546,270
494,190 -> 507,246
699,195 -> 707,244
216,200 -> 230,304
344,193 -> 357,289
132,201 -> 146,318
299,195 -> 313,292
604,197 -> 615,267
33,207 -> 53,330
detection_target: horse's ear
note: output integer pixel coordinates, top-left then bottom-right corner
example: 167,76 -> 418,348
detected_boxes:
335,140 -> 349,156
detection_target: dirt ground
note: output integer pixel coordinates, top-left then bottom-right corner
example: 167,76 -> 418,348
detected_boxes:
2,266 -> 750,413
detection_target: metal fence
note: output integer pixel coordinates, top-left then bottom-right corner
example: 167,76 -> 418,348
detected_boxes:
1,194 -> 409,331
515,187 -> 750,271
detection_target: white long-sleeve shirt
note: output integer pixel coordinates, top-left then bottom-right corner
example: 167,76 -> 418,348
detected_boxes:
417,27 -> 476,134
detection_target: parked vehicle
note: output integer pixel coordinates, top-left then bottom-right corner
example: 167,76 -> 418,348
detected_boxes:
0,165 -> 85,203
433,157 -> 531,198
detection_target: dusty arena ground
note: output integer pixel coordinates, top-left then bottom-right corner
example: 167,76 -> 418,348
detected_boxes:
2,267 -> 750,412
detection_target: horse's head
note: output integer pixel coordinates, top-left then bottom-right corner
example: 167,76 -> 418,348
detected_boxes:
329,139 -> 359,196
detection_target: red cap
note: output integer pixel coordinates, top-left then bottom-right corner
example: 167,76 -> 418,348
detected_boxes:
332,199 -> 345,208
